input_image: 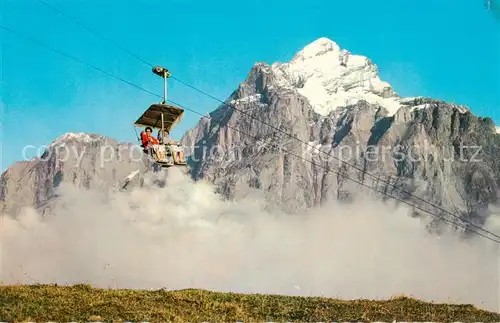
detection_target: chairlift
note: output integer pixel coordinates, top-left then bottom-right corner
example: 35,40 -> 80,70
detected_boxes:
134,66 -> 187,168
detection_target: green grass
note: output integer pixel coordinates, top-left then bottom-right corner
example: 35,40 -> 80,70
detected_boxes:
0,284 -> 498,322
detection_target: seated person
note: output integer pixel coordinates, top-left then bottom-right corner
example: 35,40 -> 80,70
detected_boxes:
157,129 -> 171,145
157,129 -> 185,164
141,127 -> 159,153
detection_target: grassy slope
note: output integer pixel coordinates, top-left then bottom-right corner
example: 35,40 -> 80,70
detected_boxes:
1,284 -> 498,322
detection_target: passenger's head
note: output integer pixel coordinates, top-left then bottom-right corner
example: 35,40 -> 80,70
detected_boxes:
145,127 -> 153,134
164,130 -> 169,136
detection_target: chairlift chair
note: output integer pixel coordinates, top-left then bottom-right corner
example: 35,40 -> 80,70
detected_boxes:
134,66 -> 187,168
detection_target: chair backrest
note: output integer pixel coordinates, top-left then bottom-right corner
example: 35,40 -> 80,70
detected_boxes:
138,131 -> 144,147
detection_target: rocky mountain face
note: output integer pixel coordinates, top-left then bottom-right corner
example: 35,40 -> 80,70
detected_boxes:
2,37 -> 500,232
0,133 -> 147,216
180,37 -> 500,229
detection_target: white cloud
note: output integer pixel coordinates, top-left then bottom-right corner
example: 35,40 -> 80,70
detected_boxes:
1,167 -> 499,312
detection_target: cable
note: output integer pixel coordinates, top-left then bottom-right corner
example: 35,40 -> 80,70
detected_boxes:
3,22 -> 499,243
1,23 -> 158,186
36,0 -> 154,69
168,77 -> 500,239
0,25 -> 159,98
31,0 -> 500,241
2,23 -> 500,244
166,98 -> 500,244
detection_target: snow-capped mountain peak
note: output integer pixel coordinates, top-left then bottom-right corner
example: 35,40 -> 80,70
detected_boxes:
266,37 -> 402,116
49,132 -> 104,148
290,37 -> 341,62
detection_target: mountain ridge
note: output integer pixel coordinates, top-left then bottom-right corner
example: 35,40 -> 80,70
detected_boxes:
2,37 -> 500,231
178,37 -> 500,227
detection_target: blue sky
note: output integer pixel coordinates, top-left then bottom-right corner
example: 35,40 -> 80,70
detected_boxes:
1,0 -> 499,171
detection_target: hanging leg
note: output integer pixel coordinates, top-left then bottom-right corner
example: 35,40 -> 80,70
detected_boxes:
172,144 -> 187,165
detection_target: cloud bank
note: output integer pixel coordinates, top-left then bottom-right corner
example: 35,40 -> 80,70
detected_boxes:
1,167 -> 499,312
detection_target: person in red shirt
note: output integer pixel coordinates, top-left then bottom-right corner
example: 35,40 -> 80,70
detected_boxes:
141,127 -> 159,152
